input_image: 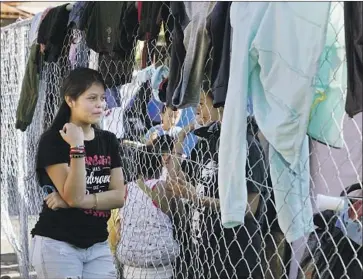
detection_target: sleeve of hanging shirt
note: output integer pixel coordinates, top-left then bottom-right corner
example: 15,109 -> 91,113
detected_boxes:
15,44 -> 40,132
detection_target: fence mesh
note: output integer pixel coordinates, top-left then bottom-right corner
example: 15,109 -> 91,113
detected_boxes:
1,2 -> 362,279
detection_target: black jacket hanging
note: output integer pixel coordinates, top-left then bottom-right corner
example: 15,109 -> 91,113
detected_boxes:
165,2 -> 188,108
79,2 -> 138,55
344,2 -> 363,118
207,1 -> 232,108
122,82 -> 153,142
37,4 -> 71,63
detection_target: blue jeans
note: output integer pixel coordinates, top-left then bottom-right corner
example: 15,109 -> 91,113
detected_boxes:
30,236 -> 116,279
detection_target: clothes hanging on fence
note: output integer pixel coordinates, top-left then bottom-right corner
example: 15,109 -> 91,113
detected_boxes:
137,1 -> 173,67
105,87 -> 122,109
167,2 -> 216,109
69,36 -> 89,69
37,4 -> 71,63
67,1 -> 86,28
150,65 -> 169,103
165,2 -> 187,109
79,2 -> 138,55
29,12 -> 43,46
137,1 -> 170,43
80,2 -> 137,87
218,2 -> 331,243
38,6 -> 52,55
207,1 -> 232,108
103,80 -> 141,139
15,44 -> 41,132
122,82 -> 153,141
181,120 -> 266,279
344,1 -> 363,118
307,3 -> 347,149
103,66 -> 169,141
81,3 -> 138,87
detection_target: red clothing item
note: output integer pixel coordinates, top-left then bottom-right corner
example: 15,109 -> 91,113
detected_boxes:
137,1 -> 142,22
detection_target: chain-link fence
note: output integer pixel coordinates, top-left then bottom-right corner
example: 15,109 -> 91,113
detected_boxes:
1,2 -> 362,279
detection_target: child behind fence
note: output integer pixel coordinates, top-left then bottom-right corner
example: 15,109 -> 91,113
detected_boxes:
116,135 -> 180,279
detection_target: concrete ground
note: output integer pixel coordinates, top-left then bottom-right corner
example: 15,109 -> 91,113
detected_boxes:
1,216 -> 38,279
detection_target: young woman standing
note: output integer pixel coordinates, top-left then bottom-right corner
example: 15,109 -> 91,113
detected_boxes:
30,68 -> 125,279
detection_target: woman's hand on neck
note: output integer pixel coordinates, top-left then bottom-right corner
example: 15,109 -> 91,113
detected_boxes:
69,118 -> 94,141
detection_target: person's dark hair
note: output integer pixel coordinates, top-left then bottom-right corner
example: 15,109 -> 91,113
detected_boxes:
161,104 -> 167,114
50,67 -> 106,131
161,104 -> 178,113
35,68 -> 106,184
136,134 -> 174,179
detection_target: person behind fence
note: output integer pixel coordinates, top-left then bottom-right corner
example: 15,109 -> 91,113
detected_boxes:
165,81 -> 266,279
30,67 -> 125,279
144,104 -> 182,145
116,134 -> 180,279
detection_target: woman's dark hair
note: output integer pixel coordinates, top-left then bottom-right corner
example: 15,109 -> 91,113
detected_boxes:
136,134 -> 174,179
35,68 -> 105,184
161,104 -> 178,113
50,67 -> 106,131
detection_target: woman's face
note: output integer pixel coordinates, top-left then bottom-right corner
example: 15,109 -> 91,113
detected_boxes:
196,92 -> 215,126
162,107 -> 181,128
67,83 -> 106,125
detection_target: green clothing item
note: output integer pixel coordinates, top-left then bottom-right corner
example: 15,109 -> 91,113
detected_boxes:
16,43 -> 40,132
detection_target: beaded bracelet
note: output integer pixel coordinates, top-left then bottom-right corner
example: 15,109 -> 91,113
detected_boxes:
70,153 -> 85,159
70,145 -> 85,155
70,145 -> 85,150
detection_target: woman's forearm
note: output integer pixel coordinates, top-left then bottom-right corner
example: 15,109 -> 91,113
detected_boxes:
63,157 -> 87,207
73,190 -> 124,210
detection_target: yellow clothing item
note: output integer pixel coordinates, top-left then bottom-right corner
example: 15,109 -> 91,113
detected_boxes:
107,208 -> 121,254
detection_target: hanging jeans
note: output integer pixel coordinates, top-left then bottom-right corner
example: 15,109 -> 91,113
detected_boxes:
218,2 -> 330,243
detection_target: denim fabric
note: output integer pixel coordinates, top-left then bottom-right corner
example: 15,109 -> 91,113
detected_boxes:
218,2 -> 330,242
151,65 -> 169,103
68,2 -> 87,28
105,87 -> 121,109
30,236 -> 116,279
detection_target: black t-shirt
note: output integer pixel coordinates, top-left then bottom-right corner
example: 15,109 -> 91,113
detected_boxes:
181,121 -> 266,278
31,128 -> 122,249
